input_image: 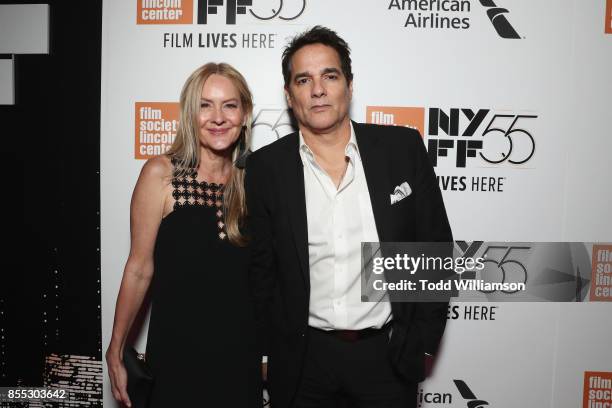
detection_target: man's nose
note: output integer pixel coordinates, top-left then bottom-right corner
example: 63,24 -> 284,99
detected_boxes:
311,78 -> 326,98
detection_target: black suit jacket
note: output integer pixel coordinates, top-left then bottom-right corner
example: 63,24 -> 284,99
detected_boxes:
245,121 -> 453,408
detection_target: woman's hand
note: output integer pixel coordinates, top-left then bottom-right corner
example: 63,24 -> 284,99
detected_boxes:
106,347 -> 132,407
261,362 -> 268,382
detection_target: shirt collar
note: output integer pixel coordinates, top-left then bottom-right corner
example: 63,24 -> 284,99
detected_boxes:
298,122 -> 361,163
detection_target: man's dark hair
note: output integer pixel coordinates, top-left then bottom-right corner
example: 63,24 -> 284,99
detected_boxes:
282,26 -> 353,88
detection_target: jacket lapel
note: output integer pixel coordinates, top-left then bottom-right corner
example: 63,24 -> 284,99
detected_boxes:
354,122 -> 404,318
353,121 -> 393,242
279,133 -> 310,289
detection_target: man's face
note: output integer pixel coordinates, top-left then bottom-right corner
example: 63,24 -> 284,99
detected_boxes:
285,43 -> 352,135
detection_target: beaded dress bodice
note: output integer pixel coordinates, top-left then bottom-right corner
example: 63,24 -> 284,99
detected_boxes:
170,169 -> 227,240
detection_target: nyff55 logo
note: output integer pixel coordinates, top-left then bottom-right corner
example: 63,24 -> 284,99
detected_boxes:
137,0 -> 305,25
366,106 -> 537,168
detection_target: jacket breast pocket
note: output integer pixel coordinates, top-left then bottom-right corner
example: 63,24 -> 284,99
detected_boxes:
389,195 -> 415,236
390,194 -> 414,209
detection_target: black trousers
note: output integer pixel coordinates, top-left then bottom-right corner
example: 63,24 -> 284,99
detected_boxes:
293,327 -> 417,408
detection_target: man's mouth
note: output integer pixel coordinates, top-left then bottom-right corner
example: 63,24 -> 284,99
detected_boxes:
311,104 -> 330,111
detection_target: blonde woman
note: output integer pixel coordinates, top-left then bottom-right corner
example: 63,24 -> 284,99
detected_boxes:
106,63 -> 260,407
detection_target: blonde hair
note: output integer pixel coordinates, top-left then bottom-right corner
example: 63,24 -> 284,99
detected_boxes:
166,62 -> 253,246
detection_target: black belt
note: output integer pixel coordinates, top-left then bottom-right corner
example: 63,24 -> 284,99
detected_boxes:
309,322 -> 392,342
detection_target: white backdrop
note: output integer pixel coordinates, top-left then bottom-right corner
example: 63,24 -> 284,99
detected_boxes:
101,1 -> 612,407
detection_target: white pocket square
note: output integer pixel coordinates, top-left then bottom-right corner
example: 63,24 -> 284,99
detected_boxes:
390,182 -> 412,205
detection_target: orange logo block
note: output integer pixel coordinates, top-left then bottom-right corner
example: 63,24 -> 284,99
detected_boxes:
606,0 -> 612,33
583,371 -> 612,407
366,106 -> 425,138
590,245 -> 612,301
137,0 -> 193,24
135,102 -> 179,159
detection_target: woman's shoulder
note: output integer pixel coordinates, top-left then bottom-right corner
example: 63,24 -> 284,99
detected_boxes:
131,155 -> 174,216
140,155 -> 173,181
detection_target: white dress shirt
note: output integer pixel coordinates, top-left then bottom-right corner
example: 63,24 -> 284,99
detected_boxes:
299,124 -> 392,330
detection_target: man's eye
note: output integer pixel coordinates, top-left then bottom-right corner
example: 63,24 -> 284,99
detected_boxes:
325,74 -> 338,80
296,78 -> 309,85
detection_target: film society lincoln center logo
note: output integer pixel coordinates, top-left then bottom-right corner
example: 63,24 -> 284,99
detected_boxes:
135,102 -> 179,159
590,245 -> 612,301
606,0 -> 612,34
136,0 -> 306,24
583,372 -> 612,408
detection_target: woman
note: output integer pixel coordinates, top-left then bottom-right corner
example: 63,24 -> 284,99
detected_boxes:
106,63 -> 260,407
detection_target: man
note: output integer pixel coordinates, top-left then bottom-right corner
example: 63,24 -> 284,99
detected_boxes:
246,26 -> 452,408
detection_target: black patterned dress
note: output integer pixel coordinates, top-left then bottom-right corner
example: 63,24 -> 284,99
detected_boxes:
145,167 -> 260,407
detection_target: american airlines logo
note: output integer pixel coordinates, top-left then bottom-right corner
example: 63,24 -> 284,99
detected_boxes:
454,380 -> 490,407
479,0 -> 521,39
386,0 -> 522,39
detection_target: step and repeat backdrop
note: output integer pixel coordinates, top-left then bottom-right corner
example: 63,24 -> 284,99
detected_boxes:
101,1 -> 612,407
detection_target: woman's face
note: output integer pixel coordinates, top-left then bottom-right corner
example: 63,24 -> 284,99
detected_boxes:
197,74 -> 245,154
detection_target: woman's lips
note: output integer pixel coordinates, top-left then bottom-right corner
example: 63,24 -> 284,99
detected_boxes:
207,128 -> 230,135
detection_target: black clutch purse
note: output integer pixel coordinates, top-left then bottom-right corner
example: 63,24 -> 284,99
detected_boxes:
123,346 -> 154,408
